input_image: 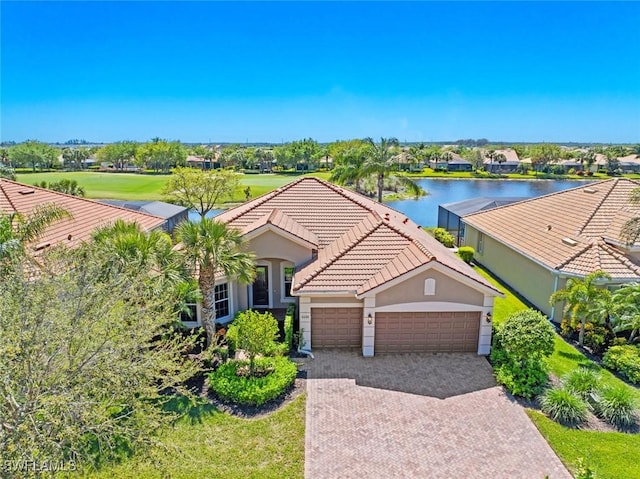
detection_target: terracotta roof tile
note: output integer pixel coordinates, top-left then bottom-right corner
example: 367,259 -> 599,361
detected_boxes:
0,179 -> 166,251
463,178 -> 640,278
216,177 -> 499,295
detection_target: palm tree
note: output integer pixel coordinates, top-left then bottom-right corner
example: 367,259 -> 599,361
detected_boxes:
611,283 -> 640,342
362,137 -> 423,202
176,219 -> 255,347
621,187 -> 640,245
330,145 -> 368,193
0,204 -> 70,271
550,270 -> 612,346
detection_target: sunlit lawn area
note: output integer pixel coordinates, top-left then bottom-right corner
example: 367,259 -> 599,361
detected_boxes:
472,262 -> 640,478
16,171 -> 331,202
85,394 -> 306,479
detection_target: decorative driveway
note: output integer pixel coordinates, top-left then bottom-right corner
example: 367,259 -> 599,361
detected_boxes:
299,350 -> 571,479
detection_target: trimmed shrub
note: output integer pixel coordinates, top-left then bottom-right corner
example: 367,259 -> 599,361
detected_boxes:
226,310 -> 279,375
539,386 -> 588,426
208,356 -> 297,406
592,384 -> 639,429
432,227 -> 455,247
284,303 -> 295,352
495,361 -> 549,398
583,323 -> 614,355
458,246 -> 474,264
563,368 -> 600,399
603,345 -> 640,384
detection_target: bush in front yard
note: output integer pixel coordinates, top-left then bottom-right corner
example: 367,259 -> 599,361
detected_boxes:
592,384 -> 639,429
539,386 -> 589,426
491,309 -> 556,398
458,246 -> 475,264
208,357 -> 297,406
430,227 -> 455,247
563,368 -> 600,400
603,345 -> 640,384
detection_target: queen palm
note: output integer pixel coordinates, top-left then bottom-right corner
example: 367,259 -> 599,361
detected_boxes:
176,219 -> 255,347
611,283 -> 640,342
362,137 -> 423,202
330,144 -> 368,193
550,270 -> 612,346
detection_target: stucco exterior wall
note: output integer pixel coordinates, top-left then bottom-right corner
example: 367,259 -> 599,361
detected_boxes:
246,229 -> 312,265
375,269 -> 484,308
464,225 -> 565,321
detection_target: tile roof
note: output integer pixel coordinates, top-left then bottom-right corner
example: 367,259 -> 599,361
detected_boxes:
217,177 -> 500,296
463,178 -> 640,279
0,179 -> 166,251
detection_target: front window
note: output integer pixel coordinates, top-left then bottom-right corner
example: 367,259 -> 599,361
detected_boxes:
180,303 -> 198,323
214,283 -> 229,318
283,266 -> 294,298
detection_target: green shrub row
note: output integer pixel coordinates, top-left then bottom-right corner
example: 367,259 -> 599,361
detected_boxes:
457,246 -> 474,264
603,345 -> 640,384
284,303 -> 295,352
208,356 -> 297,406
432,227 -> 455,247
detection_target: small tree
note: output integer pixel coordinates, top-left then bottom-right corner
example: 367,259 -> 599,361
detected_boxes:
227,310 -> 279,376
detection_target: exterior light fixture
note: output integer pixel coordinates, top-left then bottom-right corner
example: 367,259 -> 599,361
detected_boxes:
367,313 -> 373,325
486,312 -> 492,323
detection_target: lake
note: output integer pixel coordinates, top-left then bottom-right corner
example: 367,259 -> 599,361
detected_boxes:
190,178 -> 592,226
386,178 -> 592,227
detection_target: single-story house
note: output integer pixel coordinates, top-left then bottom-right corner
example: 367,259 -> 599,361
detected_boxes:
0,179 -> 166,250
438,197 -> 528,246
484,149 -> 521,173
196,177 -> 502,356
462,178 -> 640,322
429,153 -> 473,172
99,200 -> 188,234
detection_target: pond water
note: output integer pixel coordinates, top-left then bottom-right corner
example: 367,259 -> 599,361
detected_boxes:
189,178 -> 593,227
386,178 -> 593,227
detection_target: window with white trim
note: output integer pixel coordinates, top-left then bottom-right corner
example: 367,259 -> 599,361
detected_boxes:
477,232 -> 484,254
179,303 -> 198,323
424,278 -> 436,296
283,266 -> 294,298
214,283 -> 230,318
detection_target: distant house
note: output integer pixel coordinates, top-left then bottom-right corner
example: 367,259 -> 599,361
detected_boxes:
484,149 -> 520,173
618,155 -> 640,174
0,179 -> 166,251
186,155 -> 217,170
438,197 -> 528,246
99,200 -> 188,234
429,153 -> 472,172
462,179 -> 640,322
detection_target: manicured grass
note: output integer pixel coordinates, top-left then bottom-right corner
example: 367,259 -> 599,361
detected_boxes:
472,262 -> 640,478
85,394 -> 305,479
527,410 -> 640,479
15,171 -> 331,203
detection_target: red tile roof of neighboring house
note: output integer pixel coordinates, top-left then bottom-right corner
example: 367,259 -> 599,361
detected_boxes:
0,179 -> 166,251
217,177 -> 500,296
463,178 -> 640,279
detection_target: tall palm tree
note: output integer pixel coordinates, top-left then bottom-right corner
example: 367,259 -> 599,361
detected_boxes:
330,145 -> 368,193
550,270 -> 612,346
361,137 -> 423,202
176,219 -> 255,347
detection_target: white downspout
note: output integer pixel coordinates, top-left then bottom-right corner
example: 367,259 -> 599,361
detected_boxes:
550,274 -> 560,320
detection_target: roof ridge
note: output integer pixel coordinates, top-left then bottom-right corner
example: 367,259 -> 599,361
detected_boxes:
555,240 -> 594,270
309,176 -> 381,216
294,216 -> 383,290
0,179 -> 18,212
575,179 -> 619,236
379,217 -> 435,259
598,240 -> 640,276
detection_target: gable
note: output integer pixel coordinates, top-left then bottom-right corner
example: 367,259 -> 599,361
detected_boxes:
246,229 -> 313,265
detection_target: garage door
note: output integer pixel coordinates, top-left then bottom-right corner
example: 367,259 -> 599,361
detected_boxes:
375,311 -> 480,353
311,308 -> 362,348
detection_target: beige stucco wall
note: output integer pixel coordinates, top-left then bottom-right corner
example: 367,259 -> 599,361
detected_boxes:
375,269 -> 485,308
246,229 -> 312,266
464,225 -> 565,321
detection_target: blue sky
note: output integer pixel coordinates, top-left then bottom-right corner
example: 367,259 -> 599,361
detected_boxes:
1,1 -> 639,144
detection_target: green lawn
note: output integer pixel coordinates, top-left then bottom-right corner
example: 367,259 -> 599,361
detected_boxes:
473,263 -> 640,478
15,171 -> 331,202
84,394 -> 305,479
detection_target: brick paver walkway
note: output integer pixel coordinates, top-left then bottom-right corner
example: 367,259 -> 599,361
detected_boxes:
301,350 -> 571,479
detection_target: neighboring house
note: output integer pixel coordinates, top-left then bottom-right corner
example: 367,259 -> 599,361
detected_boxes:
484,149 -> 520,173
186,155 -> 217,170
438,197 -> 528,246
0,179 -> 166,250
200,177 -> 501,357
462,179 -> 640,322
618,154 -> 640,174
429,153 -> 473,172
99,200 -> 188,234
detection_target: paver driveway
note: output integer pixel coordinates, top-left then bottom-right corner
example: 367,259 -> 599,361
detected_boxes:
300,350 -> 571,479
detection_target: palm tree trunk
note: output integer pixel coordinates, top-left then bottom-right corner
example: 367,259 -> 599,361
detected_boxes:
377,173 -> 384,203
199,270 -> 217,348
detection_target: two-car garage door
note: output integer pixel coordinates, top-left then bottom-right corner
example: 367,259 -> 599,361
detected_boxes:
375,311 -> 480,353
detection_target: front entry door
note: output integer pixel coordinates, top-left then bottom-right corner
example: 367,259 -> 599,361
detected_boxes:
252,265 -> 269,307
